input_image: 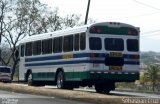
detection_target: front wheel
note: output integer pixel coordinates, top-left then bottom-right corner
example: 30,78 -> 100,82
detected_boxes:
27,72 -> 34,86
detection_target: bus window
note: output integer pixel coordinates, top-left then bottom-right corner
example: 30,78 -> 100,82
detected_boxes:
89,37 -> 102,50
74,34 -> 79,51
21,44 -> 24,57
33,40 -> 41,55
127,39 -> 139,52
105,38 -> 124,51
53,37 -> 62,53
42,39 -> 52,54
63,35 -> 73,52
25,42 -> 32,56
80,33 -> 86,50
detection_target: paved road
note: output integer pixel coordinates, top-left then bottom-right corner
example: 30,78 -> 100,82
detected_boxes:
0,90 -> 93,104
14,83 -> 160,98
76,88 -> 160,98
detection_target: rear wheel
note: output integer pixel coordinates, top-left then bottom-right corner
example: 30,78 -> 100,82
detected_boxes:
95,83 -> 114,94
56,71 -> 65,89
56,71 -> 74,90
95,84 -> 104,93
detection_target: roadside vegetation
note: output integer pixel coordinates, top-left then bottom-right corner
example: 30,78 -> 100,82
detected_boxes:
117,64 -> 160,93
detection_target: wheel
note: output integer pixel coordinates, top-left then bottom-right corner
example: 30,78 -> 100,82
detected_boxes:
95,84 -> 104,93
27,72 -> 34,86
95,84 -> 111,94
56,71 -> 65,89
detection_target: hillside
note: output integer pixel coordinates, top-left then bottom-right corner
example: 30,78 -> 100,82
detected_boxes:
141,51 -> 160,65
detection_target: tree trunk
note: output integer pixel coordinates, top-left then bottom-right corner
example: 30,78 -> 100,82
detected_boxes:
152,82 -> 155,92
11,58 -> 19,80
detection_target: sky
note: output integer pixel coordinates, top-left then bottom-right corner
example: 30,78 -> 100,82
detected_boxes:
40,0 -> 160,52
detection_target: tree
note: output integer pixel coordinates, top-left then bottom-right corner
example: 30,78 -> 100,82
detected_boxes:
144,64 -> 160,91
0,0 -> 81,79
0,0 -> 13,65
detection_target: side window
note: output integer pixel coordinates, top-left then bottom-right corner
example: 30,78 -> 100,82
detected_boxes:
74,34 -> 79,51
25,42 -> 32,56
33,41 -> 41,55
21,44 -> 24,57
80,32 -> 86,50
42,39 -> 52,54
63,35 -> 73,52
53,37 -> 62,53
89,37 -> 102,50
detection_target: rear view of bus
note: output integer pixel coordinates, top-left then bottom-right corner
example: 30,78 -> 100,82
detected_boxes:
87,22 -> 140,93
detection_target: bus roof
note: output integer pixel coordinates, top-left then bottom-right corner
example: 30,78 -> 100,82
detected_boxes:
20,22 -> 139,44
20,25 -> 89,44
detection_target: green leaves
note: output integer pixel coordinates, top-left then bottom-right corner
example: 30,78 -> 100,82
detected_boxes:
143,64 -> 160,91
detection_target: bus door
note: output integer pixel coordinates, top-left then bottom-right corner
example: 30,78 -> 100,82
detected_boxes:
19,44 -> 25,80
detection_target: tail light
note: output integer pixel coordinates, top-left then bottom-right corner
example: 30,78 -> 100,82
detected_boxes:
129,55 -> 139,59
89,53 -> 100,58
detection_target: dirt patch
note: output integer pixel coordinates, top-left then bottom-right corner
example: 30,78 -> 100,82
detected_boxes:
0,83 -> 124,104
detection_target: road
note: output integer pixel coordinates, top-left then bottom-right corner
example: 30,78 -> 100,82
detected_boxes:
75,88 -> 160,98
0,90 -> 93,104
14,83 -> 160,99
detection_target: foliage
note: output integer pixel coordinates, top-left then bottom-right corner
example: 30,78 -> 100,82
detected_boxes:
143,64 -> 160,91
0,0 -> 82,78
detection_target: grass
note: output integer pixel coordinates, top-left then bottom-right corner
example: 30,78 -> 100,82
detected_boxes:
0,83 -> 124,104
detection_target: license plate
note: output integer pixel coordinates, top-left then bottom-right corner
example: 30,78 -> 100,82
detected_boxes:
109,52 -> 123,57
110,66 -> 122,70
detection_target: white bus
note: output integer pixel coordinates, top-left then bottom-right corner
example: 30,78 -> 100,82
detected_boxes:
19,22 -> 140,93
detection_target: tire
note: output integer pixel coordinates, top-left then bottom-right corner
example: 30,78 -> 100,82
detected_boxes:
56,71 -> 65,89
95,84 -> 111,94
95,84 -> 104,93
27,72 -> 45,86
27,72 -> 34,86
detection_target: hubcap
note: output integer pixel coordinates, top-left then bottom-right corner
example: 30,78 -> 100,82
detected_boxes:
57,72 -> 63,88
28,73 -> 32,84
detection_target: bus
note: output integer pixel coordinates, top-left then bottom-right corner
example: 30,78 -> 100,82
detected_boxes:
0,66 -> 12,83
19,22 -> 140,93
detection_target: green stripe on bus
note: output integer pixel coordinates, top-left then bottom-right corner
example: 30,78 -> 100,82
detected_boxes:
32,72 -> 139,81
32,73 -> 55,81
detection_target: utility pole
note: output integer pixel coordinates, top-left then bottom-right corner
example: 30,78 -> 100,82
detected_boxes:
84,0 -> 91,25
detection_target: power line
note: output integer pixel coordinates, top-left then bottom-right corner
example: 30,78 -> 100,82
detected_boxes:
132,0 -> 160,11
141,34 -> 160,38
141,29 -> 160,38
141,29 -> 160,35
111,11 -> 160,20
